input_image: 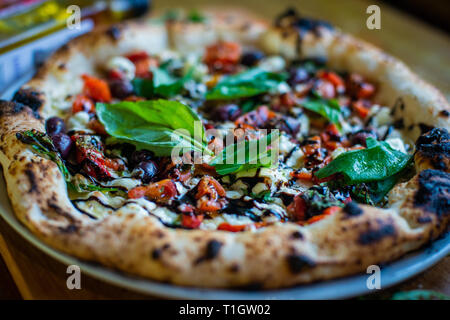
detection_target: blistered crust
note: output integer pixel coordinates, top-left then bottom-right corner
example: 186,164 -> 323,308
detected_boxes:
0,9 -> 448,289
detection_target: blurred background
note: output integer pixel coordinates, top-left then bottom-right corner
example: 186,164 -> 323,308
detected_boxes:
0,0 -> 449,96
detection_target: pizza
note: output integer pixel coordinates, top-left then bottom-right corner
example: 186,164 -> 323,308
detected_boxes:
0,7 -> 448,289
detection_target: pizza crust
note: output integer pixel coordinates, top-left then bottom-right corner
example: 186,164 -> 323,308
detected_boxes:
0,9 -> 448,289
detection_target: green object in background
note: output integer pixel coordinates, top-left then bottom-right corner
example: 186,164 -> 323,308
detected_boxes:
391,290 -> 450,300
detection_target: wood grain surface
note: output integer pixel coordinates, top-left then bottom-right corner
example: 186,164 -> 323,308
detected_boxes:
0,0 -> 449,299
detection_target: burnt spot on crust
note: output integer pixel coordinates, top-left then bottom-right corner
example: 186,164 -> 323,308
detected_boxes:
343,202 -> 363,217
106,25 -> 122,40
286,254 -> 316,274
58,224 -> 78,233
275,7 -> 333,32
419,123 -> 435,135
0,101 -> 41,119
358,224 -> 396,245
24,168 -> 38,193
12,88 -> 43,112
151,243 -> 170,260
414,169 -> 450,217
290,230 -> 303,239
195,240 -> 223,264
439,110 -> 449,118
415,128 -> 450,170
233,282 -> 263,291
274,7 -> 333,53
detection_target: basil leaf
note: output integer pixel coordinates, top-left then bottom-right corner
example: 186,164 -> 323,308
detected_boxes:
187,9 -> 206,23
96,99 -> 210,156
210,132 -> 279,175
206,68 -> 287,100
302,98 -> 342,128
16,130 -> 71,183
315,137 -> 411,184
132,67 -> 193,98
391,290 -> 450,300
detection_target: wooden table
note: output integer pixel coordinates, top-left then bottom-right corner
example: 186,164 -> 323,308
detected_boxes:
1,0 -> 449,299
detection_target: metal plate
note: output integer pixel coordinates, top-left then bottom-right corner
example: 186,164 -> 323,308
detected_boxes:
1,74 -> 448,300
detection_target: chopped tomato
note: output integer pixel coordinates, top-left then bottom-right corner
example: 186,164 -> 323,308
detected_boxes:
315,79 -> 335,99
108,69 -> 125,80
320,123 -> 341,151
347,73 -> 376,99
134,58 -> 152,78
72,94 -> 95,114
128,186 -> 147,199
72,135 -> 112,181
182,214 -> 204,229
319,71 -> 345,93
88,119 -> 107,135
204,41 -> 242,73
357,82 -> 375,99
81,74 -> 111,102
302,136 -> 321,157
128,179 -> 177,202
195,176 -> 227,212
217,223 -> 246,232
125,51 -> 149,62
290,171 -> 313,181
352,100 -> 370,118
287,195 -> 307,221
147,179 -> 177,202
125,51 -> 158,79
279,92 -> 296,109
196,176 -> 226,200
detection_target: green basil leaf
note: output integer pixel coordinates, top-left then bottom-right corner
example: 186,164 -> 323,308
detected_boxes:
187,9 -> 206,23
315,137 -> 411,184
132,67 -> 193,98
206,68 -> 287,100
210,132 -> 279,175
302,98 -> 342,128
96,99 -> 210,156
391,290 -> 450,300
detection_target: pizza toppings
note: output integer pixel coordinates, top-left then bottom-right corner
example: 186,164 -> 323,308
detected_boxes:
18,35 -> 419,231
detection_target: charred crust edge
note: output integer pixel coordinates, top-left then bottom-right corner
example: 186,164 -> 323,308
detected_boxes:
286,254 -> 316,274
414,169 -> 450,217
195,239 -> 223,264
12,88 -> 44,113
343,201 -> 363,217
415,128 -> 449,171
358,224 -> 396,245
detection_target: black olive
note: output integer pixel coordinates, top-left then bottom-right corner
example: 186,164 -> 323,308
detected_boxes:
213,104 -> 242,121
350,129 -> 377,147
278,117 -> 301,136
51,133 -> 72,159
130,150 -> 154,167
240,51 -> 264,67
132,161 -> 158,183
108,79 -> 134,99
45,117 -> 66,136
287,67 -> 309,85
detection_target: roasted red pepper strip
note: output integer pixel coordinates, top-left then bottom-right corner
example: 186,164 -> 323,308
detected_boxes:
204,41 -> 241,73
72,94 -> 95,114
182,214 -> 204,229
217,223 -> 246,232
81,74 -> 111,102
